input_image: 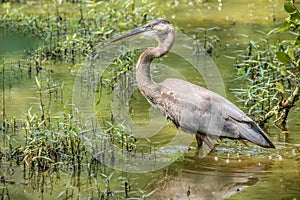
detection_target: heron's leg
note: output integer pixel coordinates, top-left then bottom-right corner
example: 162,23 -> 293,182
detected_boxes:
196,134 -> 217,153
196,134 -> 205,147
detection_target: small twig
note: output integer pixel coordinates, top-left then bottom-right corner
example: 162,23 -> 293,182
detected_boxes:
260,85 -> 299,126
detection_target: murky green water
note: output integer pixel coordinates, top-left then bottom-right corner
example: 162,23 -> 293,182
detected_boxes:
1,1 -> 300,199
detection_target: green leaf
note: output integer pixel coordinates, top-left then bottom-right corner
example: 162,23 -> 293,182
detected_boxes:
284,1 -> 296,13
35,76 -> 41,89
290,11 -> 300,21
275,24 -> 289,33
250,40 -> 258,48
276,52 -> 291,64
281,65 -> 287,76
275,82 -> 285,94
287,48 -> 295,60
237,68 -> 245,75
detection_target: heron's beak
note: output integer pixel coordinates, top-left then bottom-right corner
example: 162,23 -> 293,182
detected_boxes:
111,26 -> 152,43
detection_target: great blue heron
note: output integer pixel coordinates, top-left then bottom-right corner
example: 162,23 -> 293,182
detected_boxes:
112,18 -> 275,150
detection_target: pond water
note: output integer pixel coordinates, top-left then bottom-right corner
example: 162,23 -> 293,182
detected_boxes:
1,0 -> 300,199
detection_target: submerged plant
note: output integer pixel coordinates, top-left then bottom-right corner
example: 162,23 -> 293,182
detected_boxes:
0,1 -> 163,198
23,77 -> 84,171
193,26 -> 221,56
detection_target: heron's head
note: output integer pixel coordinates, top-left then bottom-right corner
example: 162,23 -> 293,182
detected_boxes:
111,18 -> 175,45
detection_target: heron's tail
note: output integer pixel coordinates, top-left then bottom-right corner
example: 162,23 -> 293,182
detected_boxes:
239,122 -> 275,148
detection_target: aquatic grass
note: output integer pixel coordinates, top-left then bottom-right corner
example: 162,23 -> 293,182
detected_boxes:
232,2 -> 300,127
99,51 -> 137,92
193,26 -> 221,56
0,1 -> 162,198
24,113 -> 79,170
0,0 -> 153,63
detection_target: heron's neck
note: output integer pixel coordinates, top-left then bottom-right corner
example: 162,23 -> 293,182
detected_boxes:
135,47 -> 165,97
136,32 -> 175,96
136,48 -> 157,87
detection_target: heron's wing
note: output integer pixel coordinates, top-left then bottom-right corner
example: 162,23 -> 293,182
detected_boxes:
158,78 -> 239,135
158,78 -> 274,148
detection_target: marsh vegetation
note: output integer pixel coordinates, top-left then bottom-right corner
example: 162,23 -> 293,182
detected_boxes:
0,0 -> 299,199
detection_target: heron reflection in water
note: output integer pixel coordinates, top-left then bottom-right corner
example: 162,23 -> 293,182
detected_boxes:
112,18 -> 275,151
